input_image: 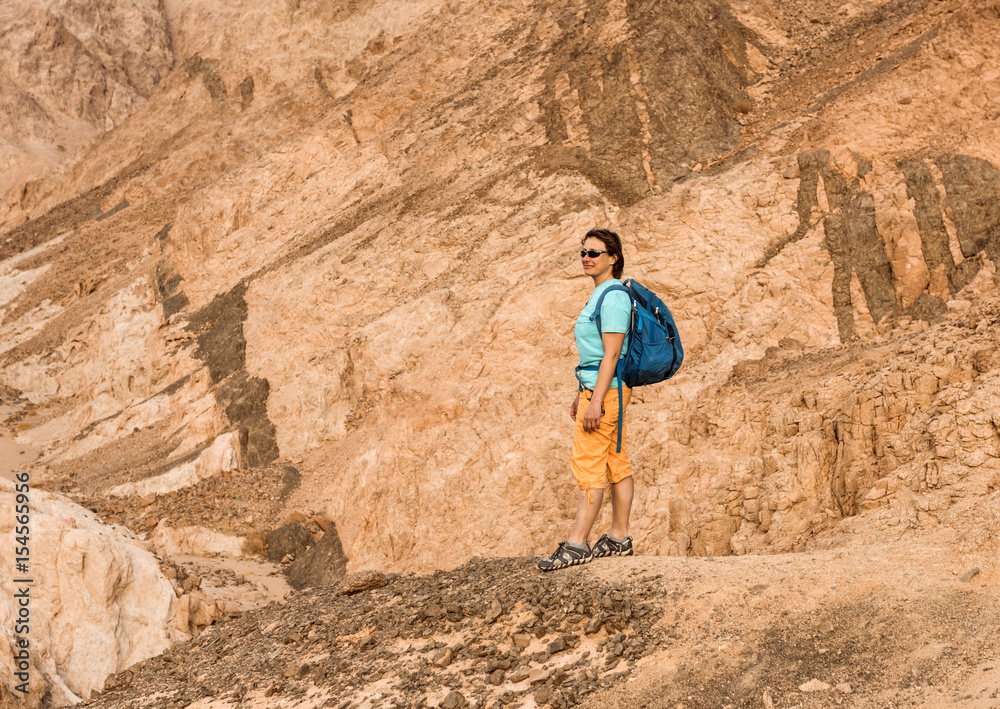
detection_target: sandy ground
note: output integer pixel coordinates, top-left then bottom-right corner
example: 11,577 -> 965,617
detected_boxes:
170,553 -> 292,610
578,542 -> 999,709
0,405 -> 39,480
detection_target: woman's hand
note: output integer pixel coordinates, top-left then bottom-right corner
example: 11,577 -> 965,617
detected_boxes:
570,391 -> 581,421
582,399 -> 602,432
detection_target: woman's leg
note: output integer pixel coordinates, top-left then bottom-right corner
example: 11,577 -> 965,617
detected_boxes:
569,488 -> 604,545
609,476 -> 634,539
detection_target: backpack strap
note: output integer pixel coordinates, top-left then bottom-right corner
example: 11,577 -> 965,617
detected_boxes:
590,284 -> 631,339
587,283 -> 631,453
574,365 -> 597,392
613,358 -> 623,453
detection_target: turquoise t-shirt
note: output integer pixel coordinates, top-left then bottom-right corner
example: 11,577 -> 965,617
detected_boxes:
575,279 -> 631,390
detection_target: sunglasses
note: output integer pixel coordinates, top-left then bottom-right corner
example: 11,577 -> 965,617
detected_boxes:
580,249 -> 608,258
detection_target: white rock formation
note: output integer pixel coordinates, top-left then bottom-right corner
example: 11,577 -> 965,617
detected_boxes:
0,479 -> 183,703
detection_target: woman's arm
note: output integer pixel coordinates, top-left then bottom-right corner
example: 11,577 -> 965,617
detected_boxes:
582,331 -> 625,432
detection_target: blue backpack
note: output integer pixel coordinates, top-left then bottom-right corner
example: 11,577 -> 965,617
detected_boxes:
576,278 -> 683,452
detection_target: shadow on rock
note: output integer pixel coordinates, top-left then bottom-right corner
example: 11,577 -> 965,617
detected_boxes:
285,523 -> 348,590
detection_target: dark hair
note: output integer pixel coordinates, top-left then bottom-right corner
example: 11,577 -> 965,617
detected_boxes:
583,228 -> 625,279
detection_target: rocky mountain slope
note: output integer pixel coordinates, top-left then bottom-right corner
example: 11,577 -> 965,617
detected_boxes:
0,0 -> 173,222
88,547 -> 999,709
2,0 -> 1000,705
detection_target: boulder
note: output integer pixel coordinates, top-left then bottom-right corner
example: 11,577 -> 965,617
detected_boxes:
0,479 -> 181,703
339,570 -> 388,596
264,523 -> 314,564
285,523 -> 348,590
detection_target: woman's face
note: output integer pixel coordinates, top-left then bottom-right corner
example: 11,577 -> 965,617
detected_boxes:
581,237 -> 616,279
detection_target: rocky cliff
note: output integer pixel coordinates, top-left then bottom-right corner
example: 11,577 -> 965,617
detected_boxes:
0,0 -> 173,225
2,0 -> 1000,704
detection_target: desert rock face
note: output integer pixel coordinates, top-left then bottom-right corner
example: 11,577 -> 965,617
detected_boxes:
3,0 -> 1000,704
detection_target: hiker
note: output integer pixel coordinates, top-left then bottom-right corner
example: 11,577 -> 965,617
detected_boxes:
538,228 -> 635,571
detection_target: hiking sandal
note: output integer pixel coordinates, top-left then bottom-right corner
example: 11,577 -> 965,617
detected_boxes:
537,541 -> 593,571
592,534 -> 633,558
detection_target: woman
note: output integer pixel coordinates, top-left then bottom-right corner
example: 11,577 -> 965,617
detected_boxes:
538,228 -> 635,571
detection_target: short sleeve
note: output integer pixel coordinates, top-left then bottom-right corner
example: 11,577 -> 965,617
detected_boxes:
599,291 -> 631,333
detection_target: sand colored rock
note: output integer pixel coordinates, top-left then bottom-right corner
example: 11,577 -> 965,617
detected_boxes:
800,678 -> 832,692
338,569 -> 388,596
171,589 -> 222,637
150,523 -> 248,559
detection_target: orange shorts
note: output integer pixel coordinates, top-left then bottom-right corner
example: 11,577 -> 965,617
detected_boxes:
571,386 -> 632,490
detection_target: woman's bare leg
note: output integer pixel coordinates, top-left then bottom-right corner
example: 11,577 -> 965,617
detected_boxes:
568,488 -> 604,545
609,476 -> 634,539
